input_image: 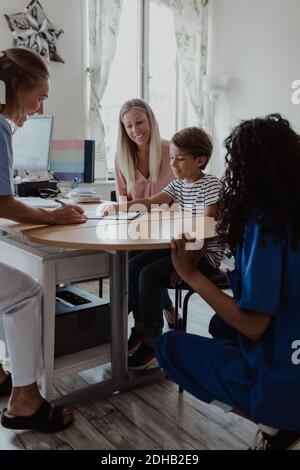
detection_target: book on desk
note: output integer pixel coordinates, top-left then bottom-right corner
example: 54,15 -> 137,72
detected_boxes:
50,139 -> 95,183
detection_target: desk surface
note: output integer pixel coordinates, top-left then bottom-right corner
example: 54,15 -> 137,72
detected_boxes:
0,208 -> 217,251
0,208 -> 217,403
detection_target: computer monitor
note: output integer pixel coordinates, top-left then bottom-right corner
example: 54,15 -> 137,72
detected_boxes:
12,115 -> 53,171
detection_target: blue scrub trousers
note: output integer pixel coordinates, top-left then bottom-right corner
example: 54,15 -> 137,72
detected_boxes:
155,315 -> 253,417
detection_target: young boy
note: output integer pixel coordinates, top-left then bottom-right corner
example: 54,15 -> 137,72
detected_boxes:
102,127 -> 223,369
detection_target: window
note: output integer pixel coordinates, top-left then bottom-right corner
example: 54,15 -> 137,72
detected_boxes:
96,0 -> 196,179
147,0 -> 177,139
146,1 -> 196,142
101,0 -> 139,177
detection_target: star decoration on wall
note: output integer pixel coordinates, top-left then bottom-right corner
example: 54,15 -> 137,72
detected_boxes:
4,0 -> 64,63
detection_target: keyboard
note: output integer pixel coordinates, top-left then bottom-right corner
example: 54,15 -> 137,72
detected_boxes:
17,197 -> 60,208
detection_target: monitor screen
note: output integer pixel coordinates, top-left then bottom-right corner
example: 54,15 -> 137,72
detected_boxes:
12,115 -> 53,171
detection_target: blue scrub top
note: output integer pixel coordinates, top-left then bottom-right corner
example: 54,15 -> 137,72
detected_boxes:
229,216 -> 300,429
0,115 -> 14,196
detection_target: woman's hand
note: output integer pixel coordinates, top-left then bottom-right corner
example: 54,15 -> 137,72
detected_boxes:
52,205 -> 87,225
170,234 -> 204,281
98,202 -> 119,216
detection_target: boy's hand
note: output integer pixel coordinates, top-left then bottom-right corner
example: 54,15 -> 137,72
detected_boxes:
170,234 -> 204,281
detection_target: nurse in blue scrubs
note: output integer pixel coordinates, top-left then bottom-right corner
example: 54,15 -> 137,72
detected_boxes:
156,114 -> 300,450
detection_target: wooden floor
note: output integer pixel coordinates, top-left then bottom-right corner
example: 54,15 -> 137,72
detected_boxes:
0,278 -> 259,451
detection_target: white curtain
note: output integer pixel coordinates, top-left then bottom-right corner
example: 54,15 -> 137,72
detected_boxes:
88,0 -> 123,179
161,0 -> 209,127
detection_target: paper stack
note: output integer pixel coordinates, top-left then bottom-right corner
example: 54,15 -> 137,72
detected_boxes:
68,188 -> 102,203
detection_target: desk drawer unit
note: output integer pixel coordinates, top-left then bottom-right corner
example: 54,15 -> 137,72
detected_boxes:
55,285 -> 110,357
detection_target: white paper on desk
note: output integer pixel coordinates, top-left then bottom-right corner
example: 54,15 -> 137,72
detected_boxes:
86,211 -> 140,221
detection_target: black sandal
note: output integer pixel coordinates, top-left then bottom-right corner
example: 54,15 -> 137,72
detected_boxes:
0,373 -> 12,398
1,400 -> 73,433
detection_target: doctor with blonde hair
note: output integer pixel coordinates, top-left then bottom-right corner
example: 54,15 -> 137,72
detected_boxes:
0,47 -> 86,432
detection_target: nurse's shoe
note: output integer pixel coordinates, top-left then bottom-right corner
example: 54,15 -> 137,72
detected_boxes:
250,428 -> 300,450
1,400 -> 73,433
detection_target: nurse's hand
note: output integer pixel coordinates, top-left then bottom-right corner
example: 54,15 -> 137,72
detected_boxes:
52,205 -> 87,224
170,234 -> 204,280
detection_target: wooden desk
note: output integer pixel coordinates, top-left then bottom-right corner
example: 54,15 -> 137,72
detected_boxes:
0,211 -> 216,406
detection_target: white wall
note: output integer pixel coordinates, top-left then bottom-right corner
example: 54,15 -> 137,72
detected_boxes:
0,0 -> 86,140
3,0 -> 299,180
208,0 -> 300,176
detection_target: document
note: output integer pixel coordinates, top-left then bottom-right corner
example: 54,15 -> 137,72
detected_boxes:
86,211 -> 140,221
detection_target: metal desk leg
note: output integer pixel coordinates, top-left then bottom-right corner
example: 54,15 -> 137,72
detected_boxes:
41,261 -> 56,401
110,250 -> 128,385
53,249 -> 162,407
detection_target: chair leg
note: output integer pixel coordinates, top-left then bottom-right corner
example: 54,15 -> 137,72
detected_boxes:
99,278 -> 103,298
175,289 -> 179,329
182,290 -> 194,333
178,289 -> 182,309
178,290 -> 194,394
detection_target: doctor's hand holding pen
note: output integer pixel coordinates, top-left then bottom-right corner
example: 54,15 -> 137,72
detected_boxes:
52,199 -> 87,225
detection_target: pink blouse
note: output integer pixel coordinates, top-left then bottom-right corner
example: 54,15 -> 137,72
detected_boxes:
115,141 -> 174,201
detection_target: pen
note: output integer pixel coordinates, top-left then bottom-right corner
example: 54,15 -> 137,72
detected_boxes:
55,199 -> 87,217
54,199 -> 67,206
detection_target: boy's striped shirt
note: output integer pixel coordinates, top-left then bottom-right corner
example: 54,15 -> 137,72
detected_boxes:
163,174 -> 224,268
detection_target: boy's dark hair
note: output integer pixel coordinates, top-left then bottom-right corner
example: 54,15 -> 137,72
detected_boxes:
171,127 -> 213,169
216,113 -> 300,253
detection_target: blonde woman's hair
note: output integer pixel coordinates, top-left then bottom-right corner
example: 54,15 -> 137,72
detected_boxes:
0,48 -> 49,123
116,98 -> 162,188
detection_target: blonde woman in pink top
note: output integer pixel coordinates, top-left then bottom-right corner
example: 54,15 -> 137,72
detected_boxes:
115,99 -> 174,200
115,99 -> 178,339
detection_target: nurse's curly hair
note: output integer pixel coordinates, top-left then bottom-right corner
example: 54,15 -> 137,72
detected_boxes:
216,113 -> 300,254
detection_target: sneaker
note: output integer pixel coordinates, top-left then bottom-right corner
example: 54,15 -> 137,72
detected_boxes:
128,343 -> 157,370
250,428 -> 300,450
128,327 -> 144,355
